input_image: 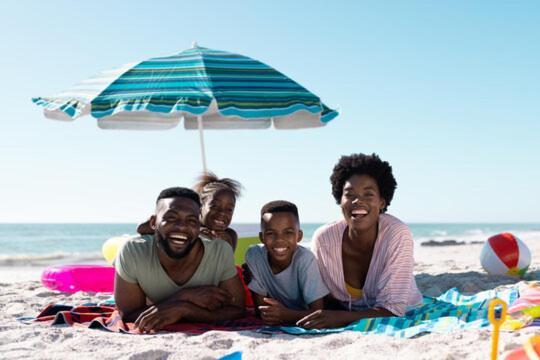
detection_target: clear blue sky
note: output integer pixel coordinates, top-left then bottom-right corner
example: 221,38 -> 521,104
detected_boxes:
1,0 -> 539,223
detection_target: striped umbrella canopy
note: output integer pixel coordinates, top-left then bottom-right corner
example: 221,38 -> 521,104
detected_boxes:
33,44 -> 338,172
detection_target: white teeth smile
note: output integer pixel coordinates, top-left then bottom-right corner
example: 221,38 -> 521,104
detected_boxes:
352,209 -> 368,216
214,220 -> 225,225
169,234 -> 188,242
273,247 -> 288,254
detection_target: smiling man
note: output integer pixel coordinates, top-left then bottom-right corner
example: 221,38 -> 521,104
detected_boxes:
114,187 -> 245,333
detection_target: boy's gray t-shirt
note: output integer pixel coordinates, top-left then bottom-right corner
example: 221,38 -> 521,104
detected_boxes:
115,235 -> 237,304
245,245 -> 329,310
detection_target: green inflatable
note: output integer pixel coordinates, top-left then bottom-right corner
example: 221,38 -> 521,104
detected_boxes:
234,236 -> 260,265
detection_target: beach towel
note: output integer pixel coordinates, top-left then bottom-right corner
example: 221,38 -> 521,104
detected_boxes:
23,303 -> 263,334
22,283 -> 539,338
502,281 -> 540,331
258,286 -> 521,338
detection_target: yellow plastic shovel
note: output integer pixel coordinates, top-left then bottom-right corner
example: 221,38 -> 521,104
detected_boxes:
488,298 -> 508,360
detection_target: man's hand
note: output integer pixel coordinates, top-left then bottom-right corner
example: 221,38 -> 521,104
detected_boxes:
177,286 -> 232,310
134,302 -> 186,333
258,297 -> 293,326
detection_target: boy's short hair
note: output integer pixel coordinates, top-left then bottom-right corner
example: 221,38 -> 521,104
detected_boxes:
260,200 -> 299,223
156,187 -> 201,207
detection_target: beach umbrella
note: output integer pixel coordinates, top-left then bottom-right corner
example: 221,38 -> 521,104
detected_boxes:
32,43 -> 338,172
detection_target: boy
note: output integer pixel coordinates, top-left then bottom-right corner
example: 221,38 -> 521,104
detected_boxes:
245,200 -> 329,326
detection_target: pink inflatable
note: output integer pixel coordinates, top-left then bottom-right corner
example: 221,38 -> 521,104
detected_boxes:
41,265 -> 115,293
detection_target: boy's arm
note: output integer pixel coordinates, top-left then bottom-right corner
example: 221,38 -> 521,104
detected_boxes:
251,291 -> 266,318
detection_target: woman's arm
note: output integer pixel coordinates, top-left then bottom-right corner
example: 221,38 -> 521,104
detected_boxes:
257,297 -> 326,326
296,307 -> 395,329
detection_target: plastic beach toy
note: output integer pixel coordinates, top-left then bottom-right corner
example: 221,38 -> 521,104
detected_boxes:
102,235 -> 132,264
481,233 -> 531,277
41,264 -> 115,293
503,335 -> 540,360
234,236 -> 259,265
489,298 -> 508,360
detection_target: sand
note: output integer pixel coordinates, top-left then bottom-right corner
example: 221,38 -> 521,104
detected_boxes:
1,240 -> 539,360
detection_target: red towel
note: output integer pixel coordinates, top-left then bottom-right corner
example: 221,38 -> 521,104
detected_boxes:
33,303 -> 263,334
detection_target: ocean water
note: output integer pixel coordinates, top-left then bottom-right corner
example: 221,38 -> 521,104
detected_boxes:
0,223 -> 539,266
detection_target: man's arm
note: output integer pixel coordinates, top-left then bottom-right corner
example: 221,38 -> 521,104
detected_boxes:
127,275 -> 246,333
178,274 -> 245,322
114,272 -> 148,322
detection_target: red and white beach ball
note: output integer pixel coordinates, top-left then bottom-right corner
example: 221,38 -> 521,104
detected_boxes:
480,233 -> 531,277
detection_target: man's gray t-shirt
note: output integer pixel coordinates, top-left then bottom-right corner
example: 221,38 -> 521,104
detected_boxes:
115,235 -> 237,304
245,245 -> 329,310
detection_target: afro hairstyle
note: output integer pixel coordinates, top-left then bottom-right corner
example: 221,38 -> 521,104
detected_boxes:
330,153 -> 397,212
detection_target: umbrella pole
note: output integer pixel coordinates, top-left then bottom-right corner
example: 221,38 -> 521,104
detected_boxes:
197,115 -> 208,173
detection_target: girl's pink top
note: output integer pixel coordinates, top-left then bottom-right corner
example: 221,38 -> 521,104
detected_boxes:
311,213 -> 423,316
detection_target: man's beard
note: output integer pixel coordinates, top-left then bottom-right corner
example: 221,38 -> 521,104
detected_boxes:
156,232 -> 197,260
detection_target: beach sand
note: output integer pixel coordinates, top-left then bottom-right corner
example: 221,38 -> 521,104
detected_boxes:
1,240 -> 539,360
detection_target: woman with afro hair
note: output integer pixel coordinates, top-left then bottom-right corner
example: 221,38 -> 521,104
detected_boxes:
297,153 -> 422,329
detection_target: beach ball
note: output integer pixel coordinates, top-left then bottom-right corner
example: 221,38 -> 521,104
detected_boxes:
102,235 -> 131,265
480,233 -> 531,277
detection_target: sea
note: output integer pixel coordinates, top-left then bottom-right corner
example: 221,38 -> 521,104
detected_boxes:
0,223 -> 539,267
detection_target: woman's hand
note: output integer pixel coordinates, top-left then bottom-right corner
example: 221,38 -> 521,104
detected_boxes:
296,310 -> 352,329
297,307 -> 394,329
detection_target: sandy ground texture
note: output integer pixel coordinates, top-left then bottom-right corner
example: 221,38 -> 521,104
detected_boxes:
1,240 -> 539,360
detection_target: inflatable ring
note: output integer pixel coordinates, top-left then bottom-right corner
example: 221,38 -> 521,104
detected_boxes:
41,265 -> 115,293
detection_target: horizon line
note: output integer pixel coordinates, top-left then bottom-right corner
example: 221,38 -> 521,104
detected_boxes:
1,221 -> 539,225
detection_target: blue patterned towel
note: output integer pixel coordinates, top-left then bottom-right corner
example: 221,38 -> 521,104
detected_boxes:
258,286 -> 519,338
